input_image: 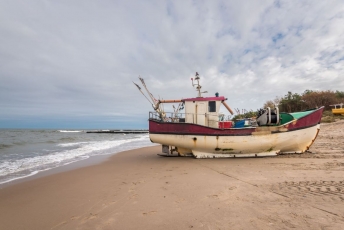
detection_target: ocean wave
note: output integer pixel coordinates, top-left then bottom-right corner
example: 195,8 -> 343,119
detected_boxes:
59,137 -> 76,141
57,142 -> 88,147
13,141 -> 27,145
0,144 -> 12,149
0,134 -> 155,184
58,130 -> 83,133
46,140 -> 56,144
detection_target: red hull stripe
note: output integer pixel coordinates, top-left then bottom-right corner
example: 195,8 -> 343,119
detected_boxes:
149,107 -> 324,136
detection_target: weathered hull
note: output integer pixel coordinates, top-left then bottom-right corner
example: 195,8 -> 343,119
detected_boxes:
150,124 -> 320,158
149,107 -> 324,158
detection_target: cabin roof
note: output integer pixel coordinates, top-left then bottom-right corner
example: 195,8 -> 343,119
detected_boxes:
182,96 -> 226,102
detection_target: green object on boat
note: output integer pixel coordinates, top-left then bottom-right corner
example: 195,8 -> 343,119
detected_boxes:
290,110 -> 314,119
279,110 -> 314,125
279,113 -> 294,125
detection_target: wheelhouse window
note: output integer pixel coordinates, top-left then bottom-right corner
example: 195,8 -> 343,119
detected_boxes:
209,101 -> 216,112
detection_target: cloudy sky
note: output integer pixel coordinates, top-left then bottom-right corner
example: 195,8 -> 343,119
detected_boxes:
1,0 -> 343,129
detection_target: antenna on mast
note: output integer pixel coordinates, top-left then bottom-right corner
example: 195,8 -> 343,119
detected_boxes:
191,72 -> 207,97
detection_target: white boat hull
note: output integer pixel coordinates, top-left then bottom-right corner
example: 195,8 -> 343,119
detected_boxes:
150,124 -> 320,158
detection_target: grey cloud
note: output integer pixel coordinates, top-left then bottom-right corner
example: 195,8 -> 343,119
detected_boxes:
1,0 -> 344,128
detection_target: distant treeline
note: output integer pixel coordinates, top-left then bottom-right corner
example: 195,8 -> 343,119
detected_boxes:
233,90 -> 344,120
264,90 -> 344,112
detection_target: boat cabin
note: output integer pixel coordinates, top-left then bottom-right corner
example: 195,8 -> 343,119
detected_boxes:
183,96 -> 226,128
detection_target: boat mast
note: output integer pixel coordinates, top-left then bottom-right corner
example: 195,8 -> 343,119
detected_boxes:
191,72 -> 207,97
133,77 -> 164,116
138,77 -> 159,108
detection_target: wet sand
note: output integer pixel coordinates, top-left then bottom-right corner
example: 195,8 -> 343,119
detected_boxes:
0,121 -> 344,230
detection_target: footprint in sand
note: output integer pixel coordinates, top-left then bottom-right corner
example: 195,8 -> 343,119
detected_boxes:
142,211 -> 157,216
70,216 -> 80,220
207,194 -> 219,199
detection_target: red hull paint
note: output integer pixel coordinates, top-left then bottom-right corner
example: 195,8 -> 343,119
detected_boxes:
149,107 -> 324,136
285,107 -> 324,131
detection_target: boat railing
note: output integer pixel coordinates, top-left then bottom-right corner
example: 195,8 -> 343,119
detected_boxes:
149,111 -> 232,128
330,103 -> 344,109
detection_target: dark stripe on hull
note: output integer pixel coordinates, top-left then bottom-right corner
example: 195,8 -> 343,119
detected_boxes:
149,107 -> 324,136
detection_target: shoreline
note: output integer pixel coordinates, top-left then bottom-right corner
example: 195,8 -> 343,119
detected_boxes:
0,145 -> 158,189
0,122 -> 344,229
0,151 -> 112,189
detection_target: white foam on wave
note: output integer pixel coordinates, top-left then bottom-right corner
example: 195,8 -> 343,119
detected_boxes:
58,130 -> 83,133
0,170 -> 40,185
0,134 -> 156,184
57,142 -> 88,147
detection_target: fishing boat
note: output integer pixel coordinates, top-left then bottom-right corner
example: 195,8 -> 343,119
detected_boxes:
330,103 -> 344,115
134,72 -> 324,158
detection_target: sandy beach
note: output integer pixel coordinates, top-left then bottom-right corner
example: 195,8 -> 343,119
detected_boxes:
0,121 -> 344,230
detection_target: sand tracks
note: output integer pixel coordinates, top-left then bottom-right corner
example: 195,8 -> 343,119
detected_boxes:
270,180 -> 344,202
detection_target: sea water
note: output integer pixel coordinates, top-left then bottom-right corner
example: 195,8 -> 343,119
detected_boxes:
0,129 -> 156,185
